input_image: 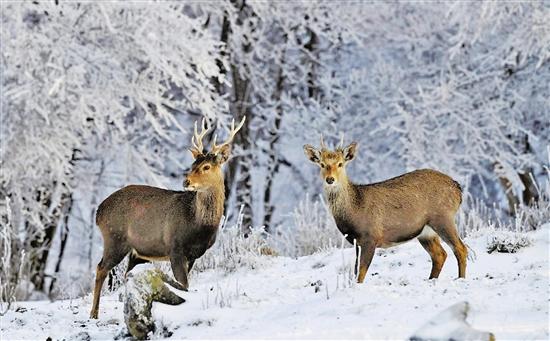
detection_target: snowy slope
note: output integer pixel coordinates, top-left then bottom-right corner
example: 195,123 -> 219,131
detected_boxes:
2,225 -> 548,340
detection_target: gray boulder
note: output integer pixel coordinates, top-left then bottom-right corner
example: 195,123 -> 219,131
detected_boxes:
409,301 -> 495,341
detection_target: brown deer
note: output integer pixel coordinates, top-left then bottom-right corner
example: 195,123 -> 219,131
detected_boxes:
303,137 -> 467,283
89,117 -> 245,319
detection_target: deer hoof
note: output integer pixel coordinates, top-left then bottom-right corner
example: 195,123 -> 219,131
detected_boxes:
170,281 -> 188,291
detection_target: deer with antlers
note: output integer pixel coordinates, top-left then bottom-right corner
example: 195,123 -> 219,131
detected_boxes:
304,136 -> 467,283
89,117 -> 246,319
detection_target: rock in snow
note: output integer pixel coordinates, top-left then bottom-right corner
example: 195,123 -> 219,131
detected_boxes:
409,301 -> 495,341
124,264 -> 185,339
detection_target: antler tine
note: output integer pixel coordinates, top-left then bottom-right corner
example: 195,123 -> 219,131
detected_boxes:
212,116 -> 246,152
338,133 -> 345,149
320,134 -> 327,150
229,116 -> 246,141
191,117 -> 209,154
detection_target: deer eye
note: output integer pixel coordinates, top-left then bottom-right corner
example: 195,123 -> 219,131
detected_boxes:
320,163 -> 325,169
202,165 -> 211,171
338,163 -> 343,168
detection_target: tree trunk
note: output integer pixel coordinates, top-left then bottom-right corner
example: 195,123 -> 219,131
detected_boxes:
262,44 -> 287,231
304,28 -> 320,100
518,137 -> 539,205
498,175 -> 519,216
29,189 -> 70,291
48,194 -> 72,297
519,169 -> 539,206
222,0 -> 256,230
229,63 -> 253,230
497,135 -> 540,215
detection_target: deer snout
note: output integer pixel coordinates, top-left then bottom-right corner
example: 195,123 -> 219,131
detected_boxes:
184,179 -> 195,190
325,177 -> 335,185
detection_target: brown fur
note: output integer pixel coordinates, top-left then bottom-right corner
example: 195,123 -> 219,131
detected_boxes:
304,142 -> 467,283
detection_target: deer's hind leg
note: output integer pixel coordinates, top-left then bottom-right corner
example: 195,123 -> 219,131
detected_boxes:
429,216 -> 467,278
418,226 -> 447,279
90,237 -> 130,319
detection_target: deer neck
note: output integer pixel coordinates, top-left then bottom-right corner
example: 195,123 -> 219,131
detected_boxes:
325,176 -> 354,219
195,181 -> 225,226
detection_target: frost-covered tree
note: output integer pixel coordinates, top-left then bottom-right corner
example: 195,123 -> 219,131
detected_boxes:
1,1 -> 225,295
1,1 -> 548,302
292,2 -> 549,215
195,1 -> 368,229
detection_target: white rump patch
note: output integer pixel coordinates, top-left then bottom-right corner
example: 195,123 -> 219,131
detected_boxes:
418,225 -> 438,240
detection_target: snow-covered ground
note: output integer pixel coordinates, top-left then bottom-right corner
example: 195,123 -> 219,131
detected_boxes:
2,225 -> 548,340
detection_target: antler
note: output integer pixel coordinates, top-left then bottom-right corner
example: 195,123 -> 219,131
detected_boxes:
320,134 -> 327,150
211,116 -> 246,153
338,132 -> 345,149
190,118 -> 209,156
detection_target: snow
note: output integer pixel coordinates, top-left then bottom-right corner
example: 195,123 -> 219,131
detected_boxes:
2,225 -> 548,340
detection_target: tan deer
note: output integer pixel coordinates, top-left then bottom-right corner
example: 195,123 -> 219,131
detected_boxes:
303,137 -> 467,283
89,117 -> 245,319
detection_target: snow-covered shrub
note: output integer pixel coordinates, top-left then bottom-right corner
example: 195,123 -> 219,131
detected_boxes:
274,194 -> 344,257
486,231 -> 533,254
193,209 -> 274,274
456,197 -> 499,237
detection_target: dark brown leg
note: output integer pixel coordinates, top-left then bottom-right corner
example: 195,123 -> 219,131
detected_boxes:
418,236 -> 447,279
357,241 -> 376,283
90,244 -> 129,319
170,249 -> 189,291
431,218 -> 467,278
90,259 -> 107,319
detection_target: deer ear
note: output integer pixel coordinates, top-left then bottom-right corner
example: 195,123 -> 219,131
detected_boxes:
343,142 -> 358,162
215,144 -> 232,164
303,144 -> 321,165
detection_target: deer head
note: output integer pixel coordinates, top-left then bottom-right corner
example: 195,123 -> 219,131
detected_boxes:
184,117 -> 246,191
303,135 -> 358,187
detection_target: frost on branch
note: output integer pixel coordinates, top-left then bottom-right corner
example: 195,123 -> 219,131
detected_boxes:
124,265 -> 185,340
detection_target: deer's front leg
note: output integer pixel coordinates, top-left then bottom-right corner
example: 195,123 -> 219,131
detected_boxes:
170,248 -> 189,291
357,240 -> 377,283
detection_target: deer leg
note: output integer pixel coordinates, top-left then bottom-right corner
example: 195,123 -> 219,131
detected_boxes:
170,250 -> 189,291
90,245 -> 129,319
357,241 -> 376,284
418,236 -> 447,279
431,218 -> 467,279
90,259 -> 108,319
126,252 -> 149,276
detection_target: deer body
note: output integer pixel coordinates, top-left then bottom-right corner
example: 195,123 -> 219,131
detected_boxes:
304,140 -> 467,283
90,117 -> 245,319
328,169 -> 462,247
96,185 -> 222,263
